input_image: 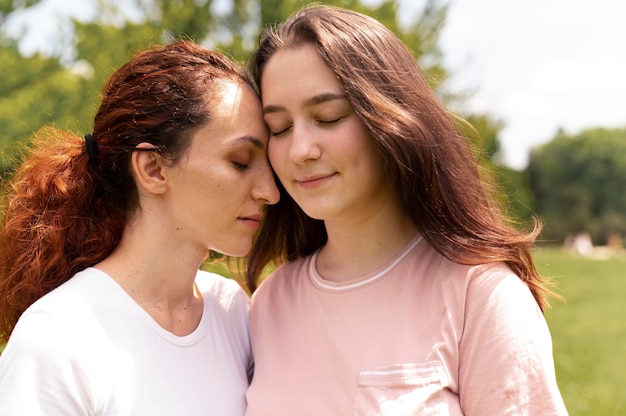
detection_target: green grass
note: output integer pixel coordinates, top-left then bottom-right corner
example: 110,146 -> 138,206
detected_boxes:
535,247 -> 626,416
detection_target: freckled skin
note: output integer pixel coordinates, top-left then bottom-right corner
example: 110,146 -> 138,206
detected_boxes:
162,80 -> 279,257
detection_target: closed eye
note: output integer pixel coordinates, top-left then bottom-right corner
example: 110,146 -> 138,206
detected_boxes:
318,117 -> 341,124
232,162 -> 249,170
270,126 -> 292,137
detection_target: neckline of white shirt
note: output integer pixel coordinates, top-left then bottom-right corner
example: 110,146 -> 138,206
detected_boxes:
86,267 -> 210,345
308,234 -> 424,292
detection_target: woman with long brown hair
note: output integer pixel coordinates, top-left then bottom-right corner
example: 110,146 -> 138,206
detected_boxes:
244,5 -> 567,415
0,41 -> 278,414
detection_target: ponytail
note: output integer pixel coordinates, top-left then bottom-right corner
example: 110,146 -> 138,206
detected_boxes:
0,127 -> 126,342
0,40 -> 253,342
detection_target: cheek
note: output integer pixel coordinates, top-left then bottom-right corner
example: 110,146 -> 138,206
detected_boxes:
268,140 -> 286,173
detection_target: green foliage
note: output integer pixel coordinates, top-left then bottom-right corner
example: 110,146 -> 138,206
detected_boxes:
1,0 -> 468,171
459,114 -> 534,223
494,166 -> 536,223
461,114 -> 503,162
0,45 -> 87,169
528,127 -> 626,244
0,0 -> 517,233
1,0 -> 227,172
0,0 -> 40,19
536,247 -> 626,416
240,0 -> 449,85
0,0 -> 507,191
72,21 -> 163,126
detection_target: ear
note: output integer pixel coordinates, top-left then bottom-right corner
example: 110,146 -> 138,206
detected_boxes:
132,142 -> 168,195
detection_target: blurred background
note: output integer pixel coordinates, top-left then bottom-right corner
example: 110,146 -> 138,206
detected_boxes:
1,0 -> 625,414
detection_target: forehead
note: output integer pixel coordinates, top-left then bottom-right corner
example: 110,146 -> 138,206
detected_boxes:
208,79 -> 264,120
261,44 -> 342,97
212,79 -> 245,114
190,80 -> 266,145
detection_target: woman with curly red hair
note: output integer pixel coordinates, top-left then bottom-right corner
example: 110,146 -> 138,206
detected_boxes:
0,41 -> 278,414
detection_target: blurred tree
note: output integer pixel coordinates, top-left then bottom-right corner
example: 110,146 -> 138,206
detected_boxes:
528,127 -> 626,245
214,0 -> 450,88
0,0 -> 224,174
1,0 -> 85,173
1,0 -> 510,202
462,114 -> 503,162
458,113 -> 535,224
0,44 -> 87,161
0,0 -> 40,20
497,167 -> 536,224
1,1 -> 451,144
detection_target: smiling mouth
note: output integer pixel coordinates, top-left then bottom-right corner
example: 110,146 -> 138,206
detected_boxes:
296,173 -> 336,189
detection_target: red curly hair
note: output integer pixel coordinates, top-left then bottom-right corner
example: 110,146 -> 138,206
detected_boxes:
0,41 -> 253,342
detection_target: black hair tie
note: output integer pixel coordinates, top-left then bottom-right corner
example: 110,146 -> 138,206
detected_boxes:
84,133 -> 100,166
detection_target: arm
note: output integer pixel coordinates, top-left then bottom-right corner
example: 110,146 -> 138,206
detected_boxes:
0,312 -> 95,415
458,264 -> 568,415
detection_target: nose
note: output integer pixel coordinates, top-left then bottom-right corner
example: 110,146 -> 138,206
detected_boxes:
252,161 -> 280,205
288,123 -> 321,164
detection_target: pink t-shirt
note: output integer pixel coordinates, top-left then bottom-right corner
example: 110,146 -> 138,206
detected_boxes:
246,235 -> 568,415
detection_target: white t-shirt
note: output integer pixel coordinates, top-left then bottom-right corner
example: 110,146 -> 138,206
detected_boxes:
0,267 -> 252,415
246,235 -> 568,415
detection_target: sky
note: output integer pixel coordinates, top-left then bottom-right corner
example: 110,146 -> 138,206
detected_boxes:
421,0 -> 626,169
6,0 -> 626,169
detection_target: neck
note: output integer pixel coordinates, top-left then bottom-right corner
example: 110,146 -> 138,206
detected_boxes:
95,211 -> 206,336
316,201 -> 418,283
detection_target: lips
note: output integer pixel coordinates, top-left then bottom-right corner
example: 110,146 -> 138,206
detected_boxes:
295,173 -> 336,189
238,213 -> 263,229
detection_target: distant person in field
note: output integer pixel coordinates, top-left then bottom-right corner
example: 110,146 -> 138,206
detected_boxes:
0,40 -> 278,415
243,5 -> 568,415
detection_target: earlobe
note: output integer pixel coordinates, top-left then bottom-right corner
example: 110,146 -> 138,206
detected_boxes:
132,143 -> 167,194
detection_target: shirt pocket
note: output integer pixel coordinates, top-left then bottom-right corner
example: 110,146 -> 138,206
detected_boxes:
352,362 -> 447,416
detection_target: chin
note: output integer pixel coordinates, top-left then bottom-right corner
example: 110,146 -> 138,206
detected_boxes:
220,243 -> 252,258
300,208 -> 328,221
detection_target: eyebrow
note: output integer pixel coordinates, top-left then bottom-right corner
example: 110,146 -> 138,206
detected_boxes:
263,93 -> 348,115
234,135 -> 265,149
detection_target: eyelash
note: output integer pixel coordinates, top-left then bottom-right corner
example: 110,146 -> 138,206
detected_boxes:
270,117 -> 343,137
232,162 -> 249,170
270,127 -> 290,137
319,117 -> 342,125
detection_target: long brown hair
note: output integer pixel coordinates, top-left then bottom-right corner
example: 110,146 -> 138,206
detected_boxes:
247,5 -> 555,311
0,41 -> 253,342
